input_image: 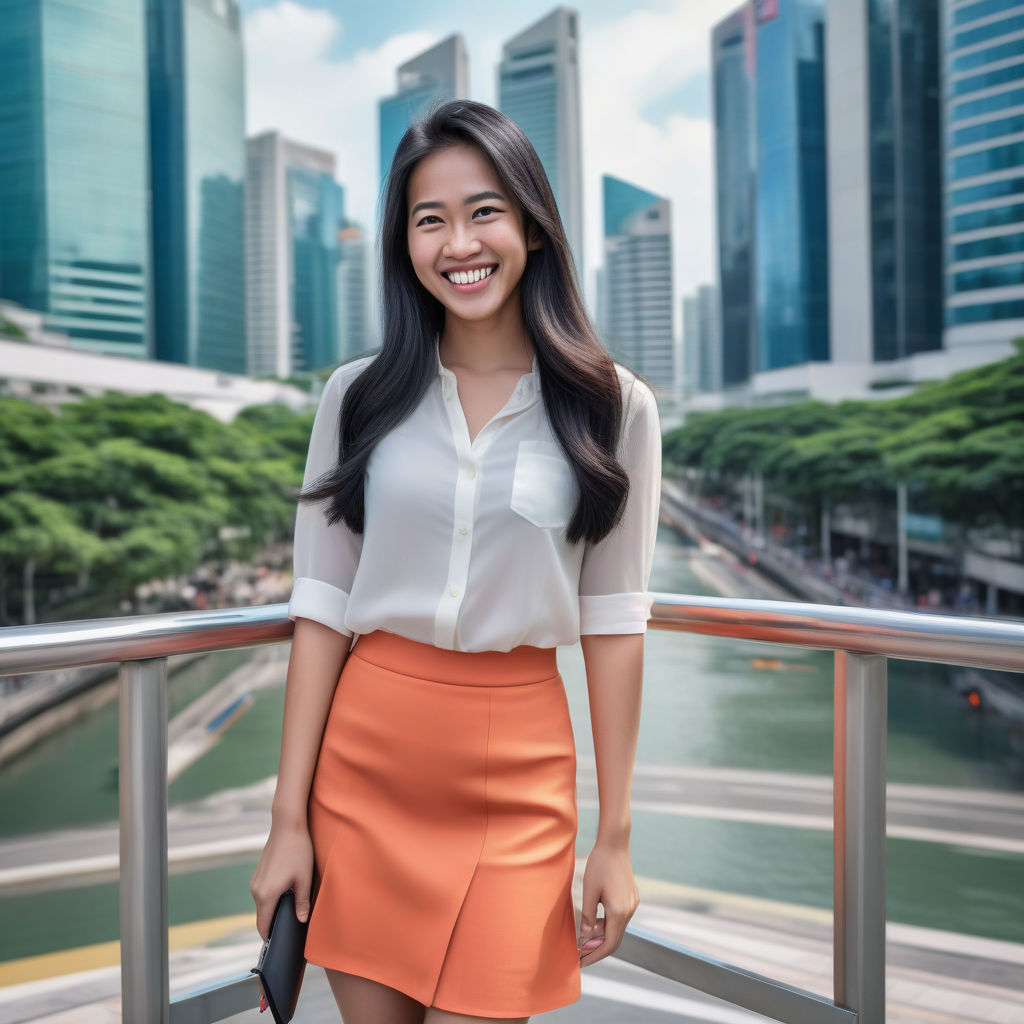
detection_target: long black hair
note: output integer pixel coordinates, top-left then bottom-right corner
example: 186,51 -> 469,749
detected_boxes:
301,99 -> 633,545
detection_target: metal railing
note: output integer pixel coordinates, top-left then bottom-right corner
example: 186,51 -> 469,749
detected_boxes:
2,596 -> 1023,1024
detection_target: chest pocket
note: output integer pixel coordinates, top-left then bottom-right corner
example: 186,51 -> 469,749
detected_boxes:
510,440 -> 576,529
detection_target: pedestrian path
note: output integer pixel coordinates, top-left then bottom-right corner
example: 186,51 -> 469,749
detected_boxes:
4,759 -> 1022,895
1,870 -> 1022,1023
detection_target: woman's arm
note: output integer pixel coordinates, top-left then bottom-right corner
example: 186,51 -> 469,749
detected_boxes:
250,617 -> 351,939
576,633 -> 643,964
574,375 -> 661,964
270,617 -> 352,829
250,362 -> 367,938
580,632 -> 643,847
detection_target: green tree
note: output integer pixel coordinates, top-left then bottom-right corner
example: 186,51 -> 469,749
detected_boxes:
0,492 -> 104,624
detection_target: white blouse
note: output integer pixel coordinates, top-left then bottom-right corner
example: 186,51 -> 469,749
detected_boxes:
287,343 -> 662,652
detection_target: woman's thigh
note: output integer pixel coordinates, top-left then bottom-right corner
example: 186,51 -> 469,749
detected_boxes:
324,968 -> 427,1024
424,1009 -> 528,1024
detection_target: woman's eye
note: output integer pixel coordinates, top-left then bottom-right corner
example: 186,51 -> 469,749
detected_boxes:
417,214 -> 441,226
473,206 -> 498,218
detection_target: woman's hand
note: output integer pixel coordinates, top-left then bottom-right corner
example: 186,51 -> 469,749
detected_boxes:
577,837 -> 639,967
249,819 -> 315,940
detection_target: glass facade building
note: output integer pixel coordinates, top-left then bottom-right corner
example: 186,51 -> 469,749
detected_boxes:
712,5 -> 757,386
0,0 -> 151,357
826,0 -> 943,367
245,131 -> 348,378
379,35 -> 468,190
147,0 -> 246,373
868,0 -> 943,360
289,169 -> 344,373
683,285 -> 722,394
945,0 -> 1024,343
602,175 -> 674,392
753,0 -> 829,371
498,7 -> 584,280
337,224 -> 372,363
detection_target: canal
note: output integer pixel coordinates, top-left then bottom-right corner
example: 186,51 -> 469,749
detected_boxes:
1,523 -> 1022,965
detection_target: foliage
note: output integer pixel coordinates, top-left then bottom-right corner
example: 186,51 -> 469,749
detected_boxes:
663,341 -> 1024,535
0,391 -> 317,624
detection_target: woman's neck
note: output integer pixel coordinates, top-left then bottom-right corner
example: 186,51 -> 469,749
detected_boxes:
438,302 -> 535,373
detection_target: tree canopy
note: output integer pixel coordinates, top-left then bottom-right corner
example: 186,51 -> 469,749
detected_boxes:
0,391 -> 317,624
664,339 -> 1024,536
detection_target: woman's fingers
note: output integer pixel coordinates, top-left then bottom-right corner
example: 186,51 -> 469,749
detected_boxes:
578,901 -> 638,965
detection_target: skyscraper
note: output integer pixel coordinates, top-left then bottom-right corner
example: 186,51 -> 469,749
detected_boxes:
246,132 -> 346,377
0,0 -> 151,358
753,0 -> 829,372
602,175 -> 674,392
683,285 -> 723,395
826,0 -> 942,366
147,0 -> 246,374
944,0 -> 1024,357
712,4 -> 756,388
498,7 -> 584,281
379,35 -> 469,190
337,224 -> 372,362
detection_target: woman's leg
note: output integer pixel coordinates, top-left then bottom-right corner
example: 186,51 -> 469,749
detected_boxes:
324,968 -> 427,1024
423,1009 -> 528,1024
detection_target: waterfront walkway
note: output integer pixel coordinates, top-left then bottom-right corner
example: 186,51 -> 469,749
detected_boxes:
1,868 -> 1022,1023
3,757 -> 1024,897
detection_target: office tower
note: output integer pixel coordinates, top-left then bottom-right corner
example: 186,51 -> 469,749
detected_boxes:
944,0 -> 1024,356
337,224 -> 372,362
753,0 -> 829,372
498,7 -> 584,280
246,132 -> 346,377
712,4 -> 756,387
682,295 -> 698,397
826,0 -> 942,365
0,0 -> 151,358
379,35 -> 468,189
683,285 -> 723,394
602,175 -> 674,392
147,0 -> 246,373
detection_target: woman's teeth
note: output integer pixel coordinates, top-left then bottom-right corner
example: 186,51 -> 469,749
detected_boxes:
444,266 -> 495,285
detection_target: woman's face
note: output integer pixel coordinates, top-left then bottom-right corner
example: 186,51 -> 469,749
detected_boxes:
406,143 -> 541,325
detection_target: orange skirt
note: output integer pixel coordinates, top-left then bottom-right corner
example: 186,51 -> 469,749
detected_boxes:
304,628 -> 581,1018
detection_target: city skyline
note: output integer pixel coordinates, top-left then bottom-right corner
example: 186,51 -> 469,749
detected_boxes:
241,0 -> 740,330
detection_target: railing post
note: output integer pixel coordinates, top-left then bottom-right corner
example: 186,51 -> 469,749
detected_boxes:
833,651 -> 887,1023
119,657 -> 170,1024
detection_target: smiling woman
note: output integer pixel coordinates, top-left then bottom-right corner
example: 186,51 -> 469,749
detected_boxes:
249,99 -> 662,1024
405,143 -> 544,393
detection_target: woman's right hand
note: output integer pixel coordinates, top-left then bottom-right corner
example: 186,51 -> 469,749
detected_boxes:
249,820 -> 315,940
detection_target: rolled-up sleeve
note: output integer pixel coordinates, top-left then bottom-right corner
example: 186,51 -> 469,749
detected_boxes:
288,366 -> 363,636
578,376 -> 662,635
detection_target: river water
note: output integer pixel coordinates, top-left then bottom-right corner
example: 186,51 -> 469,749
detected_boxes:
2,524 -> 1022,964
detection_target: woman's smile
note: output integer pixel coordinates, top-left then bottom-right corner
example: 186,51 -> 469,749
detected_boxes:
442,264 -> 498,293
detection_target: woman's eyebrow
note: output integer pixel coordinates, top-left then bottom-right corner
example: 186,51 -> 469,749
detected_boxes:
410,191 -> 507,218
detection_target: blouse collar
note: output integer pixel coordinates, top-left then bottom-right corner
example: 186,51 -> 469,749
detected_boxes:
434,340 -> 540,403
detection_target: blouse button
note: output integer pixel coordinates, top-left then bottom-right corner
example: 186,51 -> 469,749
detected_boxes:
449,585 -> 459,597
466,466 -> 476,479
459,524 -> 468,535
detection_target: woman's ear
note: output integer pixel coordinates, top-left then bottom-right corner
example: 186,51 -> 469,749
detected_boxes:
527,221 -> 544,252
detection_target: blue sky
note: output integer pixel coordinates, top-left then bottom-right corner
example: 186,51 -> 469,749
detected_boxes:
240,0 -> 739,328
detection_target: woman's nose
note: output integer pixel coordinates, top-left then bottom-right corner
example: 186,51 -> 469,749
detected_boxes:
443,227 -> 482,258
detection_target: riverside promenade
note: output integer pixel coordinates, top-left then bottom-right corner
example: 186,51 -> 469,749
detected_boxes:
1,860 -> 1023,1023
1,749 -> 1024,1022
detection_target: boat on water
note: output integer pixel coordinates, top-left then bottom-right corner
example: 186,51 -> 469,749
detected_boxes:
954,667 -> 1024,723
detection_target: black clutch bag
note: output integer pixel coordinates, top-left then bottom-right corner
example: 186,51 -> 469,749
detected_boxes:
251,888 -> 309,1024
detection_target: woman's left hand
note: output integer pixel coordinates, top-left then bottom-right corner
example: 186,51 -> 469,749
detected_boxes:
577,837 -> 639,966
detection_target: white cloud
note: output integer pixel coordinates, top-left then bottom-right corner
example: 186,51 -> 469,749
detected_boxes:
244,0 -> 739,337
244,1 -> 437,231
581,0 -> 739,331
